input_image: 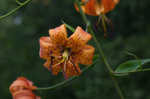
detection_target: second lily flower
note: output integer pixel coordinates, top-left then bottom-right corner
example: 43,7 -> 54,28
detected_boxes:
75,0 -> 119,16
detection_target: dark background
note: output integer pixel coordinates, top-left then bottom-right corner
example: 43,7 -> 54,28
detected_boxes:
1,0 -> 150,99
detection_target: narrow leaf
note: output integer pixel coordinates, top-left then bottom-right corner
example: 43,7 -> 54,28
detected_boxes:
61,21 -> 75,32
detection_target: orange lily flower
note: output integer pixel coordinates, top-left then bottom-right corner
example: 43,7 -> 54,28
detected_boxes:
9,77 -> 41,99
39,24 -> 95,79
75,0 -> 119,16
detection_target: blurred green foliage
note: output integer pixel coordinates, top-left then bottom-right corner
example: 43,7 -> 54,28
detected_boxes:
0,0 -> 150,99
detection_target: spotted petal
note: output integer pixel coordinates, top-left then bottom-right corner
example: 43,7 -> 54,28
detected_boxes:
39,36 -> 52,59
51,63 -> 62,75
43,58 -> 51,70
67,26 -> 92,52
64,61 -> 81,79
48,57 -> 63,75
75,45 -> 95,65
49,24 -> 68,46
39,36 -> 61,59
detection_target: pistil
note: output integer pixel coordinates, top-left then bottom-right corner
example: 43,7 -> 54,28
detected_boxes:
62,49 -> 69,60
62,49 -> 70,73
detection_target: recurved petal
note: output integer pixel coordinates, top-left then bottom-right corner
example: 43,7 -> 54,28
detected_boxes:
39,36 -> 52,49
76,45 -> 95,65
49,24 -> 68,46
101,0 -> 119,13
49,58 -> 62,75
64,62 -> 81,79
39,36 -> 52,59
9,77 -> 37,94
17,77 -> 37,90
43,58 -> 51,70
67,26 -> 92,52
12,90 -> 40,99
75,0 -> 98,16
9,77 -> 38,99
51,64 -> 62,75
39,36 -> 61,59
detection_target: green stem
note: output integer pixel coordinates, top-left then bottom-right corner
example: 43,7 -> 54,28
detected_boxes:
36,62 -> 97,91
88,26 -> 113,72
75,0 -> 112,72
0,0 -> 31,20
36,76 -> 77,91
75,0 -> 125,99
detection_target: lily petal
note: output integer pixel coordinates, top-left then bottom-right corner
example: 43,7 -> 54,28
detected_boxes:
50,58 -> 63,75
13,90 -> 41,99
9,77 -> 37,94
39,36 -> 52,59
49,24 -> 68,46
43,58 -> 51,70
64,61 -> 81,79
75,0 -> 119,16
9,77 -> 40,99
67,26 -> 92,52
39,36 -> 61,59
101,0 -> 119,13
51,64 -> 62,75
76,45 -> 95,65
75,0 -> 98,16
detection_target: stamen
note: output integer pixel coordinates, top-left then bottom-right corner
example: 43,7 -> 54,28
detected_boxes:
53,58 -> 65,66
62,49 -> 69,60
52,49 -> 69,69
68,60 -> 80,74
63,60 -> 67,72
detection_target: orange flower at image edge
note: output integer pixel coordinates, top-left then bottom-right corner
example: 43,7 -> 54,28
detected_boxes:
75,0 -> 120,16
39,24 -> 95,79
9,77 -> 41,99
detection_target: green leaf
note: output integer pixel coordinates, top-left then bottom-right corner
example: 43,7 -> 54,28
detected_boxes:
61,20 -> 75,32
115,59 -> 150,73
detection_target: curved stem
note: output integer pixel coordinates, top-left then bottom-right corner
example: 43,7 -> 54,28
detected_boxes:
36,75 -> 77,91
0,0 -> 31,20
36,62 -> 97,91
75,0 -> 125,99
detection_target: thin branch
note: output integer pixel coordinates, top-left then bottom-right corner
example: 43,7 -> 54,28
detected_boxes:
0,0 -> 32,20
16,0 -> 24,5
